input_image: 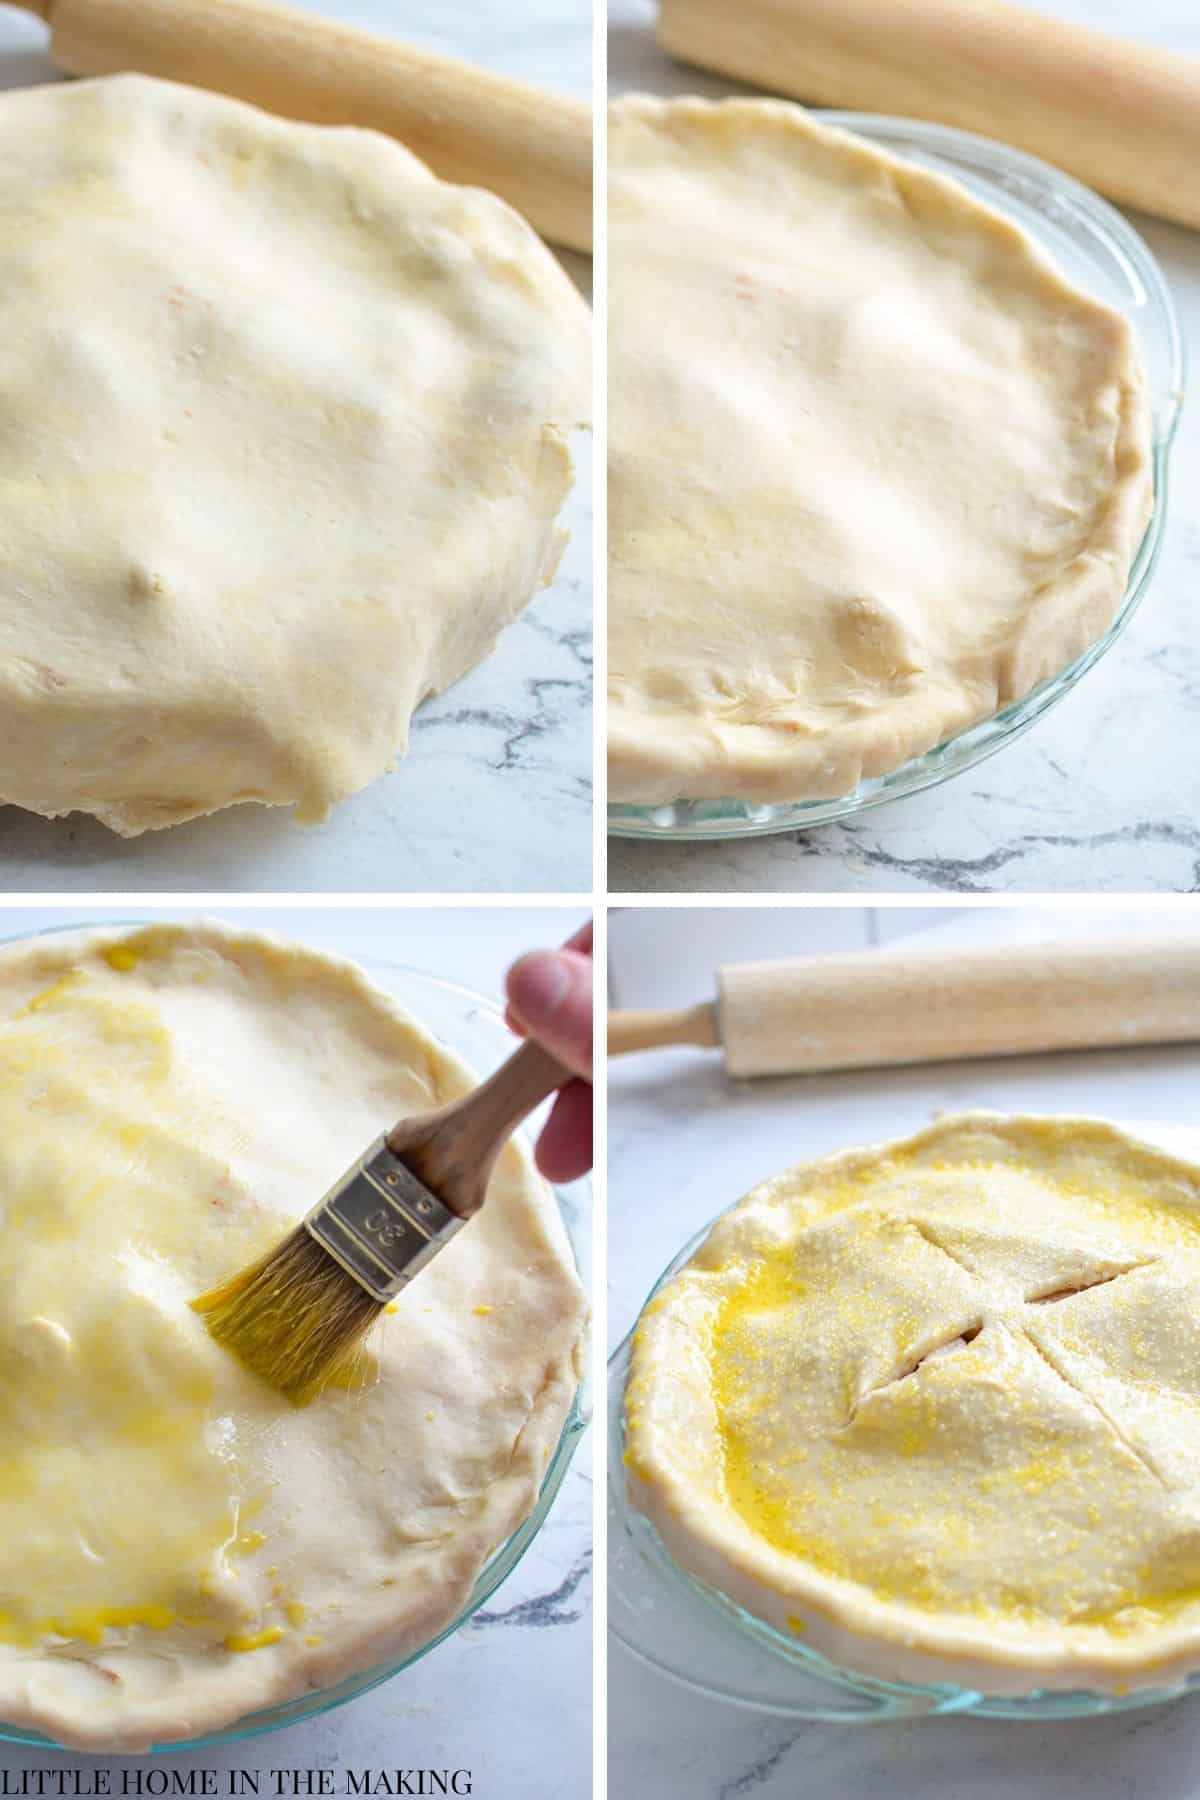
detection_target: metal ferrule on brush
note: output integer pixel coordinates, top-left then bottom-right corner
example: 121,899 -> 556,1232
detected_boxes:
304,1135 -> 465,1303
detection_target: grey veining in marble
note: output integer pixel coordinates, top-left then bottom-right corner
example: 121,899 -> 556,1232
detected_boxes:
0,0 -> 593,895
608,0 -> 1200,896
609,1650 -> 1200,1800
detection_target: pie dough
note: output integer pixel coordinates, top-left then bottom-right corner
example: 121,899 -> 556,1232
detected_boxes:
0,922 -> 585,1750
0,75 -> 590,836
608,98 -> 1154,805
625,1114 -> 1200,1693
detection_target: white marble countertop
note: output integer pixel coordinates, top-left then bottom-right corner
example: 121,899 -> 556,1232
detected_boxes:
608,903 -> 1200,1797
607,0 -> 1200,895
0,0 -> 593,895
0,905 -> 592,1794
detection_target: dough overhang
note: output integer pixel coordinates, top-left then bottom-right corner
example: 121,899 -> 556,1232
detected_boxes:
0,75 -> 591,835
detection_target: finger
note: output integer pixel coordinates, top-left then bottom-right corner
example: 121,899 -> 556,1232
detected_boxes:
504,1003 -> 527,1039
506,948 -> 593,1081
505,922 -> 592,1040
534,1079 -> 593,1183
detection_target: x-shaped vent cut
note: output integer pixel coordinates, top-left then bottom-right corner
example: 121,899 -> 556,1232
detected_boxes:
850,1223 -> 1162,1482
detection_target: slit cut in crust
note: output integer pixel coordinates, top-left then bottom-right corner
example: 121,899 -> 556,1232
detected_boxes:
625,1114 -> 1200,1694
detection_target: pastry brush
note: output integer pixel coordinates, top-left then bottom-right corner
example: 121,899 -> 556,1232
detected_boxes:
194,1037 -> 571,1405
609,936 -> 1200,1077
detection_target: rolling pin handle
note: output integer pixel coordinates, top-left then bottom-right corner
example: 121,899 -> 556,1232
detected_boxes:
608,1002 -> 719,1057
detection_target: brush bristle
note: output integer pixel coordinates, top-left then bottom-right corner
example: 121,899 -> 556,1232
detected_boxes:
192,1227 -> 383,1407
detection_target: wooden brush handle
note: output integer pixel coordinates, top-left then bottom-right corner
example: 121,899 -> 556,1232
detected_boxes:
386,1038 -> 574,1218
12,0 -> 592,251
608,1002 -> 719,1056
658,0 -> 1200,231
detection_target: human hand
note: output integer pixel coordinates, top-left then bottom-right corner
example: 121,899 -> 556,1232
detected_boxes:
505,921 -> 593,1182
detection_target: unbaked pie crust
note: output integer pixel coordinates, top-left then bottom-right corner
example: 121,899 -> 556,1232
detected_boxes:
626,1114 -> 1200,1693
608,98 -> 1153,806
0,922 -> 585,1750
0,75 -> 589,836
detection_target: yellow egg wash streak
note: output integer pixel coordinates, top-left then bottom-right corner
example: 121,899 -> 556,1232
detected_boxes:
0,922 -> 586,1751
626,1115 -> 1200,1695
0,955 -> 287,1654
705,1127 -> 1200,1606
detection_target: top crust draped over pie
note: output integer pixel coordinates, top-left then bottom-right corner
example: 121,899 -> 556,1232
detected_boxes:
608,98 -> 1154,806
0,75 -> 590,836
625,1115 -> 1200,1694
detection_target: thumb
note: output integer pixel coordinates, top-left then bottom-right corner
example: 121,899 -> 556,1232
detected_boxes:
506,948 -> 593,1082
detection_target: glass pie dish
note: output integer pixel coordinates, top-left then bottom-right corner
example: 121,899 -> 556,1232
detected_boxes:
608,113 -> 1185,843
609,1222 -> 1200,1721
0,923 -> 591,1753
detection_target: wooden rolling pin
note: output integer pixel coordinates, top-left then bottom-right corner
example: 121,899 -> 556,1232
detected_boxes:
609,938 -> 1200,1076
12,0 -> 592,252
658,0 -> 1200,231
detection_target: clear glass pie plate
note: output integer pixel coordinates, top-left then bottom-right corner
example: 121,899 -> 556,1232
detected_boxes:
0,921 -> 591,1753
608,113 -> 1186,842
609,1222 -> 1200,1721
